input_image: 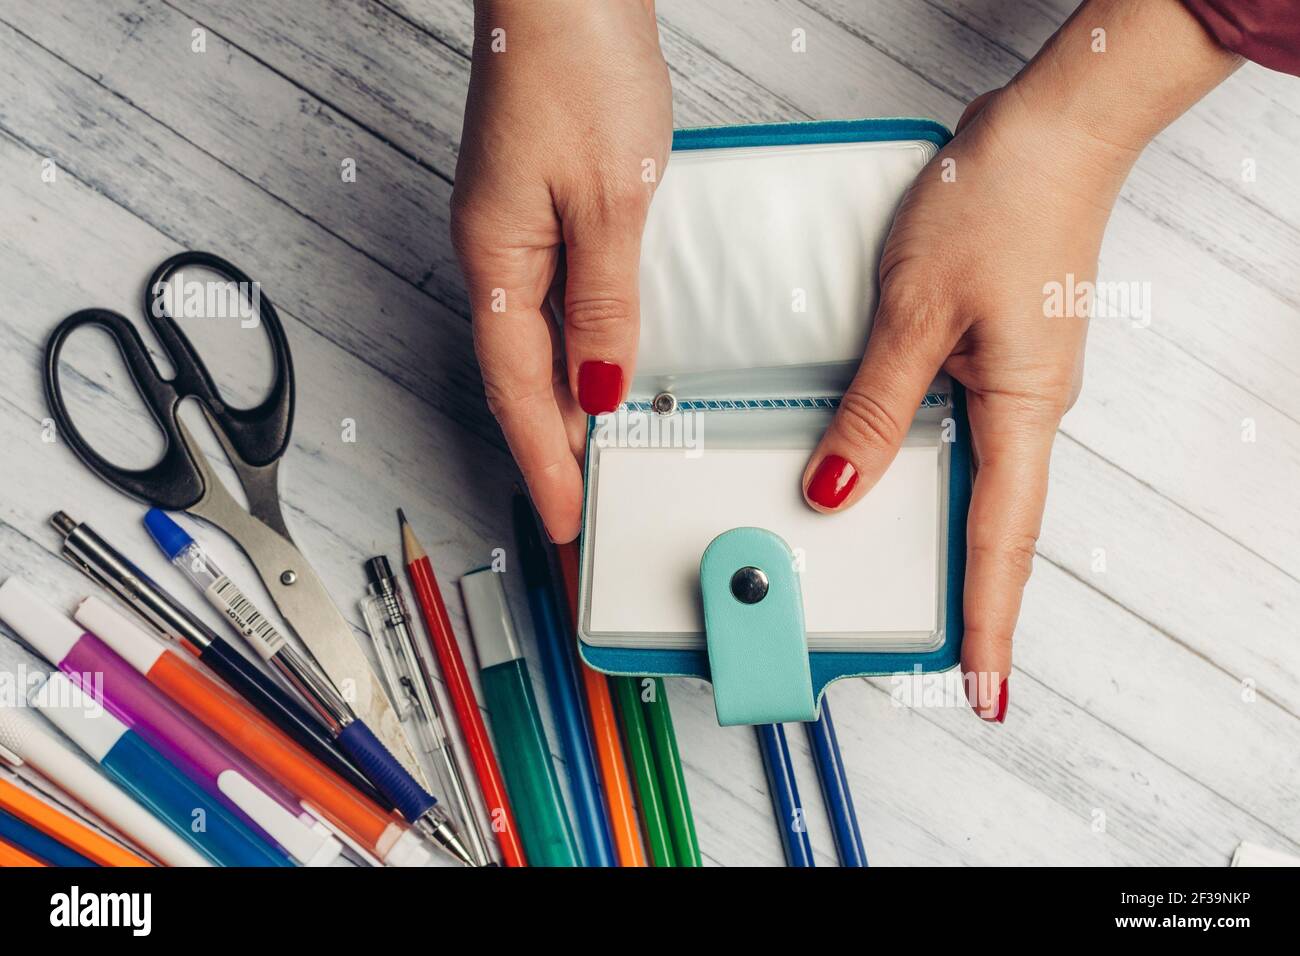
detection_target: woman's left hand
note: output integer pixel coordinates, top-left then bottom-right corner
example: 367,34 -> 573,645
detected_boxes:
801,0 -> 1239,721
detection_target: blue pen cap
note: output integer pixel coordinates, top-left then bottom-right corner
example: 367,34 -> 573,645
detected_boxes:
143,508 -> 193,560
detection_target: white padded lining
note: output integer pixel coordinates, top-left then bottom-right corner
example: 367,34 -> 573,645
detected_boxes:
633,139 -> 936,395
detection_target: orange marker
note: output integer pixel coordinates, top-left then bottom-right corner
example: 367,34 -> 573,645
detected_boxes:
0,777 -> 149,867
556,541 -> 647,867
76,598 -> 436,867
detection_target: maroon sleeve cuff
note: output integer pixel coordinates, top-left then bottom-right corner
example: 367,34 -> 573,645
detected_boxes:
1182,0 -> 1300,76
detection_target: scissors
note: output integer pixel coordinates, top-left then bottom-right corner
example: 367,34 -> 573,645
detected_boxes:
43,250 -> 425,784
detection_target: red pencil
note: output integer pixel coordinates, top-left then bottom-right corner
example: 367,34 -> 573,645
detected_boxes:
399,510 -> 527,868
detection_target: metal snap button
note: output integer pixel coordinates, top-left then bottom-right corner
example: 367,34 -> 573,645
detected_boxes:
730,566 -> 769,604
651,391 -> 677,416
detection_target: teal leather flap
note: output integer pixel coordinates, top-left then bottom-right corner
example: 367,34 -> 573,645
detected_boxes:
700,528 -> 816,725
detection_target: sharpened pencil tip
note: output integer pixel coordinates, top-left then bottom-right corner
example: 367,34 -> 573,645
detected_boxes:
399,510 -> 426,562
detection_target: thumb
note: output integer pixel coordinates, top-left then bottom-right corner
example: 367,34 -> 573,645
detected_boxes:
561,206 -> 646,416
803,285 -> 955,511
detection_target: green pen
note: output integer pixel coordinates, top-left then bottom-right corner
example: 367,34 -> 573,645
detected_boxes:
460,568 -> 580,867
613,676 -> 676,867
643,678 -> 702,866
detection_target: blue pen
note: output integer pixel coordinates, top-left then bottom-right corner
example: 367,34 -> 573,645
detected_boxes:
142,508 -> 476,867
0,806 -> 98,867
806,701 -> 867,867
32,673 -> 292,867
512,493 -> 616,867
756,723 -> 814,867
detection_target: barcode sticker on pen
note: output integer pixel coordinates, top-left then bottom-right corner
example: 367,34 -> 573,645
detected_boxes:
208,576 -> 286,657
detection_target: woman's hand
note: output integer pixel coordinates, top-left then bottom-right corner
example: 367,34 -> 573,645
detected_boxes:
801,0 -> 1239,721
452,0 -> 672,543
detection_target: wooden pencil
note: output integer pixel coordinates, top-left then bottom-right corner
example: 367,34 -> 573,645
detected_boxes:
399,510 -> 527,867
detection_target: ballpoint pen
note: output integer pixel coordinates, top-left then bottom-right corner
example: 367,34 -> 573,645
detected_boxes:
0,577 -> 342,867
361,555 -> 493,867
0,839 -> 46,867
642,677 -> 702,866
512,493 -> 615,867
612,675 -> 675,866
142,509 -> 476,866
0,775 -> 150,867
401,510 -> 526,867
805,700 -> 867,867
555,540 -> 647,867
757,723 -> 814,867
0,699 -> 210,867
49,510 -> 384,808
76,596 -> 432,867
34,673 -> 292,867
0,804 -> 97,867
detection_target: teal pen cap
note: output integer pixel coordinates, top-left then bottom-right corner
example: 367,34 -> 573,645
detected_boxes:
460,569 -> 579,867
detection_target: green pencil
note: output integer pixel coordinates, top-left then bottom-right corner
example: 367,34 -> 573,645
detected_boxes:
643,678 -> 702,866
612,676 -> 675,866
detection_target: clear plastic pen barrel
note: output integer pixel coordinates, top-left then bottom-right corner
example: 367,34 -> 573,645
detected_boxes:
169,540 -> 349,733
361,557 -> 493,866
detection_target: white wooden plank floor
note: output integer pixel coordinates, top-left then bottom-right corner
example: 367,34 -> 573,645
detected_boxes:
0,0 -> 1296,867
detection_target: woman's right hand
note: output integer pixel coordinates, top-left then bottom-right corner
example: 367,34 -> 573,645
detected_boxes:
452,0 -> 673,543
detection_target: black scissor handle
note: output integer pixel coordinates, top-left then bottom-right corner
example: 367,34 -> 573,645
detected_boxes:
143,250 -> 294,469
44,308 -> 207,511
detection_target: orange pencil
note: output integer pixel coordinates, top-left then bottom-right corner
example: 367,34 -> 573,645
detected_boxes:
0,778 -> 147,867
556,541 -> 647,867
0,838 -> 46,867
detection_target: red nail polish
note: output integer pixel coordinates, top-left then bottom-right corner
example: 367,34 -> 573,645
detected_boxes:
806,455 -> 859,509
578,361 -> 623,415
995,678 -> 1009,723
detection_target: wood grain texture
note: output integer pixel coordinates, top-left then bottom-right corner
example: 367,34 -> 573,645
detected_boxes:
0,0 -> 1295,866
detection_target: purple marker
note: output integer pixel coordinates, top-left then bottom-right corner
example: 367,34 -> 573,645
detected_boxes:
0,577 -> 340,866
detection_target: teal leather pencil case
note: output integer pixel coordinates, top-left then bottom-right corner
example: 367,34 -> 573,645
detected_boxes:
574,118 -> 970,726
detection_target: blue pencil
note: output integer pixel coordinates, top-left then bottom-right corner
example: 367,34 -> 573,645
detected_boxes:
755,723 -> 814,867
512,494 -> 617,867
0,806 -> 98,867
806,701 -> 867,867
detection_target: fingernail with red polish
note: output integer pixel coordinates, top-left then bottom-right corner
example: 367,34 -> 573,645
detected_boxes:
806,455 -> 859,509
995,678 -> 1009,723
578,361 -> 623,415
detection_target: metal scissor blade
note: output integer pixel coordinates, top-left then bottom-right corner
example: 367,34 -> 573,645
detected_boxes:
180,431 -> 427,787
